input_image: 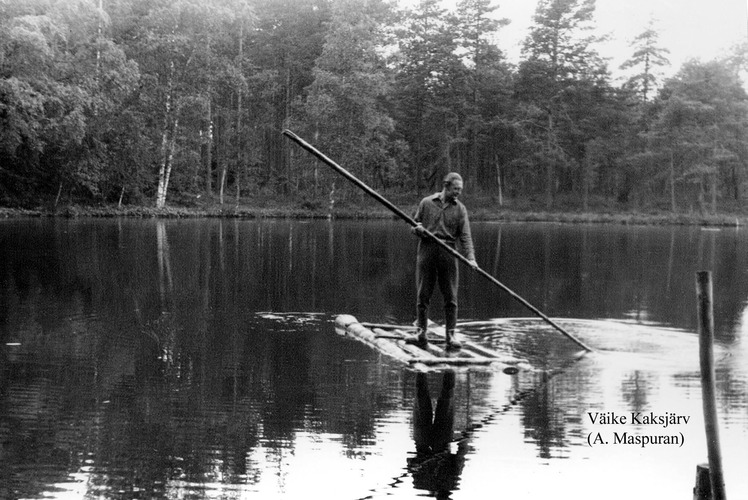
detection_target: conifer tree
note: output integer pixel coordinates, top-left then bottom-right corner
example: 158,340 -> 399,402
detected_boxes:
620,20 -> 670,104
393,0 -> 464,193
304,0 -> 396,195
516,0 -> 608,207
652,60 -> 748,213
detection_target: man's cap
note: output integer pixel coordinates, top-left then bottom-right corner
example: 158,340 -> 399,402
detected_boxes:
443,172 -> 463,185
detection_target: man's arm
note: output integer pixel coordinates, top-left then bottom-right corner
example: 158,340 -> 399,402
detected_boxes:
412,198 -> 426,238
414,198 -> 424,224
459,206 -> 478,269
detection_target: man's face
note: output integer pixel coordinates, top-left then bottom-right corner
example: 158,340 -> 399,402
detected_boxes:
445,180 -> 463,202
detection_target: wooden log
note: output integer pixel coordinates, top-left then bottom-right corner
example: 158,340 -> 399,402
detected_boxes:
335,315 -> 515,371
336,318 -> 409,363
408,357 -> 495,366
362,320 -> 505,357
460,340 -> 508,359
361,322 -> 418,330
421,326 -> 479,357
354,326 -> 411,364
393,325 -> 509,362
424,326 -> 513,361
398,340 -> 440,360
696,271 -> 726,500
393,328 -> 472,358
349,323 -> 375,342
335,314 -> 359,330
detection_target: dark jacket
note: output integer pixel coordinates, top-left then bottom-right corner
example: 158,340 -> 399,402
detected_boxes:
414,192 -> 475,261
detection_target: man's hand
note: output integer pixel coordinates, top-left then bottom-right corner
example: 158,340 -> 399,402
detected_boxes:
468,259 -> 479,270
411,223 -> 426,239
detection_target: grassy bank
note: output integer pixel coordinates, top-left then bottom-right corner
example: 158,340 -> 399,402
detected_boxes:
2,196 -> 748,227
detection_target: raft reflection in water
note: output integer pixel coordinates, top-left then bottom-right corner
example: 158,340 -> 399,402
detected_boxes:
408,371 -> 468,497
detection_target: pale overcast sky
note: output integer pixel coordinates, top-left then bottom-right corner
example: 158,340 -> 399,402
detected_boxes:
401,0 -> 748,81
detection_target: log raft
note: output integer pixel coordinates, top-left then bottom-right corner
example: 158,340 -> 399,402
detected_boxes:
334,314 -> 522,372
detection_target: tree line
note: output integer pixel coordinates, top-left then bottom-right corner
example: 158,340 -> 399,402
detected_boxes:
2,0 -> 748,213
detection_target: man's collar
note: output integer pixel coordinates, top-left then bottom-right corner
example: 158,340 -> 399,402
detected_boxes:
436,191 -> 456,205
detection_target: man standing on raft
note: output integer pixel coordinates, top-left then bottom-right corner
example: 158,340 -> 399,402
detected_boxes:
409,172 -> 478,350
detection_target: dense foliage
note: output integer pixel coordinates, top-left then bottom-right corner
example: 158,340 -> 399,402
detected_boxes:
2,0 -> 747,213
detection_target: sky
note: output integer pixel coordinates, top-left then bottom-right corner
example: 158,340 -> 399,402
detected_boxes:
402,0 -> 748,83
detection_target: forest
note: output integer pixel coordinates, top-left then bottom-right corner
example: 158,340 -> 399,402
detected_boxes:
2,0 -> 748,214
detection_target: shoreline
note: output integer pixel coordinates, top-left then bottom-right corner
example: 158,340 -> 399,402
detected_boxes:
1,203 -> 746,227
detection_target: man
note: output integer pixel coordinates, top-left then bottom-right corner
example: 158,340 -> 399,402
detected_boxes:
409,172 -> 478,350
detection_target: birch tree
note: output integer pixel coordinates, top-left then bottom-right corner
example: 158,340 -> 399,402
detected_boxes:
123,0 -> 235,208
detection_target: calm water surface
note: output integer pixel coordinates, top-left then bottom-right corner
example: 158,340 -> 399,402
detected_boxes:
1,218 -> 747,499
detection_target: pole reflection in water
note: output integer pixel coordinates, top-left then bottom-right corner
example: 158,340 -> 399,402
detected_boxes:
409,371 -> 468,498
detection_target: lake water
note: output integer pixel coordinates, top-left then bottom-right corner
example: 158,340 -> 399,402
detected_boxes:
1,218 -> 747,500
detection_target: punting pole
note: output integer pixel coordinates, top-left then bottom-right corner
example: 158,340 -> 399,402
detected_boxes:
283,129 -> 593,352
696,271 -> 727,500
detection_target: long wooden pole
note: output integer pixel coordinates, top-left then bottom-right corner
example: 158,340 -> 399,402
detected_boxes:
696,271 -> 727,500
283,129 -> 592,352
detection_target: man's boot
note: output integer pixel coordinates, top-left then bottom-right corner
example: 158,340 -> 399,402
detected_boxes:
446,330 -> 462,350
406,328 -> 428,347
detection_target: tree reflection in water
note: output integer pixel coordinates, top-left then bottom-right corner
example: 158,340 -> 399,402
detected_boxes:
3,219 -> 748,498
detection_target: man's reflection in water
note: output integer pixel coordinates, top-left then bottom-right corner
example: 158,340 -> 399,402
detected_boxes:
408,371 -> 468,498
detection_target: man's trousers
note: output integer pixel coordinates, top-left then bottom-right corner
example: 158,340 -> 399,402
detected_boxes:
416,240 -> 458,332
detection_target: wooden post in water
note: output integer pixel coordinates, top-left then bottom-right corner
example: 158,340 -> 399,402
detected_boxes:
693,464 -> 712,500
695,271 -> 726,500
